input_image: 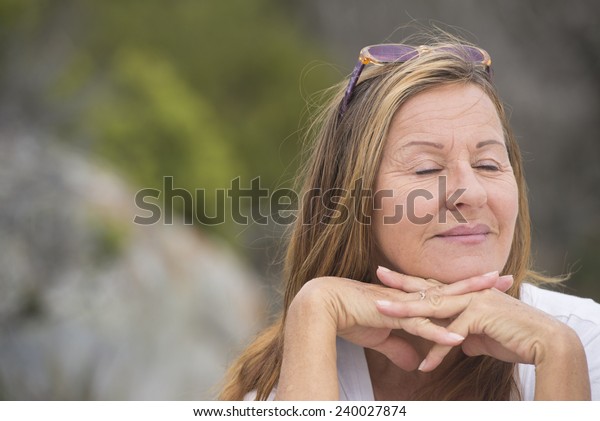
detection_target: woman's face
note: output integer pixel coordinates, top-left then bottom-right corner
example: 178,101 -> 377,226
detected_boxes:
372,83 -> 518,283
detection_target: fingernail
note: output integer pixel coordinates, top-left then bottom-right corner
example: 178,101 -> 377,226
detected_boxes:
375,300 -> 392,307
482,271 -> 499,277
378,266 -> 391,273
498,275 -> 514,282
447,332 -> 465,342
418,359 -> 428,371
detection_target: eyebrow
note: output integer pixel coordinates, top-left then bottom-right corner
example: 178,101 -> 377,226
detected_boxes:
401,139 -> 505,150
401,141 -> 444,150
476,139 -> 506,148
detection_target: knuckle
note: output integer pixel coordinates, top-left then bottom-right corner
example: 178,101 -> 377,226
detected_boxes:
427,290 -> 443,307
301,277 -> 329,297
392,317 -> 407,329
425,277 -> 440,286
411,317 -> 431,335
432,285 -> 444,294
296,278 -> 335,309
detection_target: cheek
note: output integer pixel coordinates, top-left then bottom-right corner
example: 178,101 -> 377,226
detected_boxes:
372,181 -> 438,251
374,180 -> 438,225
486,177 -> 519,229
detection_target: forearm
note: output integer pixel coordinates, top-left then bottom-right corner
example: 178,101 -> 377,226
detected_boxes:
275,290 -> 339,400
534,327 -> 591,400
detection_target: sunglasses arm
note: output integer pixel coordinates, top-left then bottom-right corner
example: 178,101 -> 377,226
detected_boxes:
339,61 -> 366,117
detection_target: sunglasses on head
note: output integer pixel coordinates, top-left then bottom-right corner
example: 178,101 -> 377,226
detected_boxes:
339,44 -> 492,118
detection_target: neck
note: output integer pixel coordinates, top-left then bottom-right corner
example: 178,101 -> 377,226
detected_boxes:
364,330 -> 458,400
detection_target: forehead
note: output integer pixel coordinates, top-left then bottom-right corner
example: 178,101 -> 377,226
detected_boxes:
387,83 -> 503,144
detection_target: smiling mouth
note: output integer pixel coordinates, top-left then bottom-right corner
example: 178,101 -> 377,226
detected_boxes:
434,224 -> 491,244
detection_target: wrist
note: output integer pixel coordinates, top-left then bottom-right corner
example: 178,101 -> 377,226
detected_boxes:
277,279 -> 339,400
534,323 -> 584,367
533,323 -> 591,400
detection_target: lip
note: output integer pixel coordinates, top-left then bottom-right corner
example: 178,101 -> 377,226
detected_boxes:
437,223 -> 491,237
434,223 -> 491,245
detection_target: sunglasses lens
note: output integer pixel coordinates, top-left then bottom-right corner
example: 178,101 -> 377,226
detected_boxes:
367,44 -> 418,63
462,47 -> 485,63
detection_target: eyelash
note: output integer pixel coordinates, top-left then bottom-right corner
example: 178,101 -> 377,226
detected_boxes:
415,164 -> 500,175
476,164 -> 500,171
415,168 -> 441,175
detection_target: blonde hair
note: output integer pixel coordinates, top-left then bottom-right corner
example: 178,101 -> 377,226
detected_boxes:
220,34 -> 550,401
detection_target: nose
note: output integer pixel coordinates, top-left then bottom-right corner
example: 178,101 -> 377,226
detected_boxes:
443,162 -> 488,212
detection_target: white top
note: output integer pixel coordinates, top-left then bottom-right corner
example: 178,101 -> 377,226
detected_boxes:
516,283 -> 600,400
246,283 -> 600,400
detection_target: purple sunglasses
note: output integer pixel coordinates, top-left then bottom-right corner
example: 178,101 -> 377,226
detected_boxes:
339,44 -> 492,118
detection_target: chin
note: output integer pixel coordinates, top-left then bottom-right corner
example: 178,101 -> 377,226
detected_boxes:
417,262 -> 501,284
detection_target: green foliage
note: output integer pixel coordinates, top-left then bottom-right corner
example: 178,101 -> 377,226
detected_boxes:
0,0 -> 44,32
86,48 -> 236,214
3,0 -> 336,237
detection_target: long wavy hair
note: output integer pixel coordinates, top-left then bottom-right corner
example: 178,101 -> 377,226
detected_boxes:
220,35 -> 547,400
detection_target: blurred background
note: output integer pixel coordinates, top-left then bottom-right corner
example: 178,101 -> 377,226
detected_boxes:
0,0 -> 598,400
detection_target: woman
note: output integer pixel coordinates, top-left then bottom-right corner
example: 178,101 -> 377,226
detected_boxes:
219,35 -> 600,400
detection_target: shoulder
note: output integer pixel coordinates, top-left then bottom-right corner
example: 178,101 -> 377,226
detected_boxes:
520,283 -> 600,326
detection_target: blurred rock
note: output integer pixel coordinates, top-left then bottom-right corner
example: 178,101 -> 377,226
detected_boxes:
0,130 -> 266,399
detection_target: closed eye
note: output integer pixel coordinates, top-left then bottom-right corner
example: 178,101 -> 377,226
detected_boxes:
415,168 -> 442,175
475,164 -> 500,171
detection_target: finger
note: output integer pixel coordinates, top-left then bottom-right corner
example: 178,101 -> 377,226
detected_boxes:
376,293 -> 471,320
417,343 -> 453,372
493,275 -> 514,293
441,272 -> 509,295
378,313 -> 465,346
371,335 -> 421,371
461,334 -> 489,357
377,266 -> 513,296
440,272 -> 496,295
417,312 -> 474,372
376,266 -> 439,292
418,311 -> 485,372
461,335 -> 522,363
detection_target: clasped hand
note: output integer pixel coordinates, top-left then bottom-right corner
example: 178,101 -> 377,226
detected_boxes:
298,267 -> 577,373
